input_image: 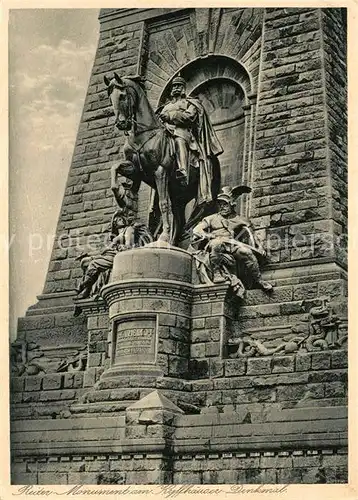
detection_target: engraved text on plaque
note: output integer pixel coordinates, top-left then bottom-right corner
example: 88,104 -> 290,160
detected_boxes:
113,317 -> 157,367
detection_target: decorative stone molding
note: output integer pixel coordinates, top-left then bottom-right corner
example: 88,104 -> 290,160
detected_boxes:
102,279 -> 193,308
73,297 -> 108,316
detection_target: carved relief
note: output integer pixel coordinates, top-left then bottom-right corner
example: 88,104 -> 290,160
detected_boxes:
228,297 -> 346,358
10,340 -> 87,376
10,341 -> 45,376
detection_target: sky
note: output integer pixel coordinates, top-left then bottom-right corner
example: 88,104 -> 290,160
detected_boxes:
9,9 -> 100,337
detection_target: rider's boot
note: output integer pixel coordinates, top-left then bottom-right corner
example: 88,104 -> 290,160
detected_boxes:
76,272 -> 98,299
237,249 -> 273,293
175,137 -> 189,184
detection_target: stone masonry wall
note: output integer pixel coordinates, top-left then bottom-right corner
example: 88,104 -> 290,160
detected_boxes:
252,8 -> 344,268
41,8 -> 347,296
321,8 -> 347,268
11,403 -> 347,484
11,343 -> 347,421
12,448 -> 348,485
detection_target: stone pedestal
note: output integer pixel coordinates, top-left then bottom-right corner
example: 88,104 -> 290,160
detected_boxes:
101,245 -> 193,382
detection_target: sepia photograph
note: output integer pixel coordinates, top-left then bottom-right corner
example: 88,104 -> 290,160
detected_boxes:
8,6 -> 349,487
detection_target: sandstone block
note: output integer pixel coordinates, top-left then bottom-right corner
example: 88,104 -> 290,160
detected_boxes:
192,318 -> 205,330
11,471 -> 38,485
306,382 -> 325,399
296,353 -> 312,371
331,350 -> 348,368
168,356 -> 188,377
83,368 -> 97,388
88,353 -> 103,368
272,356 -> 295,373
247,357 -> 272,375
260,455 -> 293,469
192,303 -> 212,318
159,314 -> 177,327
245,467 -> 277,484
311,351 -> 331,370
190,343 -> 206,358
11,393 -> 23,404
18,315 -> 55,331
293,283 -> 318,300
59,390 -> 77,402
205,342 -> 220,357
176,342 -> 190,357
205,317 -> 221,329
110,388 -> 139,401
42,374 -> 62,391
276,384 -> 306,401
210,359 -> 224,378
189,359 -> 209,379
10,377 -> 24,392
22,392 -> 40,403
174,472 -> 202,484
37,472 -> 68,484
276,467 -> 302,483
324,381 -> 346,398
67,472 -> 98,484
191,328 -> 210,343
225,358 -> 247,376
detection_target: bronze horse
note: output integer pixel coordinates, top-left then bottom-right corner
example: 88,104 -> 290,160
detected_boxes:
104,73 -> 221,245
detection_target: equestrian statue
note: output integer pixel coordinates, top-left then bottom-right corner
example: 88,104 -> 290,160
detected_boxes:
104,72 -> 223,246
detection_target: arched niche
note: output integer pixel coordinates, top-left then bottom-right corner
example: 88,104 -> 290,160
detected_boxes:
190,77 -> 245,187
158,55 -> 252,106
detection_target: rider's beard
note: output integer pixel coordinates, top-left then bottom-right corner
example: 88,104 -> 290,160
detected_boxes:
219,206 -> 234,217
171,89 -> 185,100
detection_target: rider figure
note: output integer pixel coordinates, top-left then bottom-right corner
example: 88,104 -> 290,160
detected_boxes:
159,75 -> 198,183
158,74 -> 222,196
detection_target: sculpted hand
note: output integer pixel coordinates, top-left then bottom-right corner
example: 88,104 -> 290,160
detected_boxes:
160,111 -> 170,122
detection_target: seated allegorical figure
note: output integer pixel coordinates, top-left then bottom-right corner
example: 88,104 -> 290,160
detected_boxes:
76,176 -> 153,301
190,185 -> 273,298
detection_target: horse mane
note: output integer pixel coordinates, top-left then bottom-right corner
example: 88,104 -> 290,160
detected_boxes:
123,78 -> 161,129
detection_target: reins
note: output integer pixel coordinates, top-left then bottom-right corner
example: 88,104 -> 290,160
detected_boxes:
110,81 -> 166,171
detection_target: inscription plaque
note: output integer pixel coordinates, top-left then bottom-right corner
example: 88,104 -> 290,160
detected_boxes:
113,317 -> 157,367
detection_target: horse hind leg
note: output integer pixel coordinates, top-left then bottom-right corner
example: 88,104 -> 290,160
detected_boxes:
154,165 -> 173,244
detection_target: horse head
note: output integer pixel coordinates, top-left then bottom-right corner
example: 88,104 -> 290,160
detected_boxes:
104,72 -> 134,132
104,73 -> 160,135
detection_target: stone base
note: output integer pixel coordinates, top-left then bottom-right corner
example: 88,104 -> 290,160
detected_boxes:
11,252 -> 348,483
101,364 -> 163,379
11,388 -> 347,485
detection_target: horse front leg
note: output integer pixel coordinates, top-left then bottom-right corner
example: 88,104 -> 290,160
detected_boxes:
111,160 -> 137,189
154,165 -> 172,244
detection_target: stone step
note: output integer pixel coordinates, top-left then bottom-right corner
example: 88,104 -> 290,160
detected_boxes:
70,400 -> 136,415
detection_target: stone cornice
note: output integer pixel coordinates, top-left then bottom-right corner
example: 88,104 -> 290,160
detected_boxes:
73,297 -> 108,316
98,8 -> 189,30
101,279 -> 194,306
